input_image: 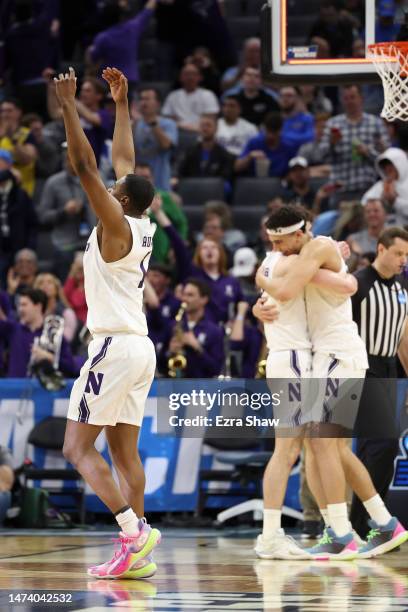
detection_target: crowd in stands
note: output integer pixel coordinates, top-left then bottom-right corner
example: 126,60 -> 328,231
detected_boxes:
0,0 -> 407,380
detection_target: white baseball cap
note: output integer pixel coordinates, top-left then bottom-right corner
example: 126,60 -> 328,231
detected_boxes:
230,247 -> 258,277
288,156 -> 308,169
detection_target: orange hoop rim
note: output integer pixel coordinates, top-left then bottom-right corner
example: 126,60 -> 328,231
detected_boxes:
368,41 -> 408,59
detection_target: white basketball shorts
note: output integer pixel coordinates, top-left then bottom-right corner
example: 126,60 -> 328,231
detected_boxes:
266,349 -> 312,430
67,333 -> 156,427
310,352 -> 366,431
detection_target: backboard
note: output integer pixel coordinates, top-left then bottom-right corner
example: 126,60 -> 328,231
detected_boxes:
261,0 -> 408,85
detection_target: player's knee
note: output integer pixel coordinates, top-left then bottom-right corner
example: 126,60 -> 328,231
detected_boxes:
62,441 -> 88,466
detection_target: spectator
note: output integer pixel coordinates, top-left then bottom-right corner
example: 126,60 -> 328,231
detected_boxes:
309,1 -> 354,58
63,253 -> 87,325
279,87 -> 315,152
161,278 -> 224,378
0,151 -> 37,280
46,75 -> 113,166
318,85 -> 390,203
0,98 -> 38,196
146,263 -> 180,356
362,147 -> 408,226
298,111 -> 332,177
133,88 -> 178,192
0,446 -> 14,527
298,85 -> 333,115
198,200 -> 247,253
281,156 -> 320,211
21,113 -> 60,204
4,0 -> 59,117
179,115 -> 235,181
134,163 -> 188,264
150,196 -> 245,324
216,95 -> 258,156
376,0 -> 400,42
234,68 -> 281,127
228,301 -> 263,378
235,113 -> 297,178
185,47 -> 221,96
221,37 -> 261,93
0,287 -> 78,378
162,63 -> 219,132
87,0 -> 156,95
7,248 -> 38,301
34,273 -> 78,342
347,199 -> 388,254
38,143 -> 89,281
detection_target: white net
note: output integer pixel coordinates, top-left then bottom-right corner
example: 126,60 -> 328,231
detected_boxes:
368,43 -> 408,121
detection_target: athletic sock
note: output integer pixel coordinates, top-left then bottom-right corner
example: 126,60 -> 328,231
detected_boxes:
263,508 -> 281,537
363,494 -> 392,527
320,508 -> 330,527
327,502 -> 350,538
115,505 -> 140,536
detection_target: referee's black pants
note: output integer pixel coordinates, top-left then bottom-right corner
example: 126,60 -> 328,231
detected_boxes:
350,356 -> 400,538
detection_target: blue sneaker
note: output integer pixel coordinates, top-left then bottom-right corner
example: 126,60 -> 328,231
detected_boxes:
358,518 -> 408,559
306,527 -> 358,560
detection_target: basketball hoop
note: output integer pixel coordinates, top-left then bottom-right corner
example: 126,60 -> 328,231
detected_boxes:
368,42 -> 408,121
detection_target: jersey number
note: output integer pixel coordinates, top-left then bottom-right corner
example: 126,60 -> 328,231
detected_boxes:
138,251 -> 151,289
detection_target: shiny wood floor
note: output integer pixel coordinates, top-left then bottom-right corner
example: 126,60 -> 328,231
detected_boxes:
0,531 -> 407,610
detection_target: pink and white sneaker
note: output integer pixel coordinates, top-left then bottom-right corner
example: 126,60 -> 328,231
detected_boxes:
88,519 -> 161,579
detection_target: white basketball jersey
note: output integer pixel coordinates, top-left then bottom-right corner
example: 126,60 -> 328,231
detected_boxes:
262,251 -> 312,351
305,238 -> 368,363
84,215 -> 155,336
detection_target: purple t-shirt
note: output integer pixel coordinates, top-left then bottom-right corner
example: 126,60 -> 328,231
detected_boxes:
90,9 -> 153,83
81,109 -> 113,166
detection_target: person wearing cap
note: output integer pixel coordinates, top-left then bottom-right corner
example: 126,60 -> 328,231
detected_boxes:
230,247 -> 259,304
0,150 -> 37,282
0,98 -> 38,197
281,157 -> 320,211
37,143 -> 91,281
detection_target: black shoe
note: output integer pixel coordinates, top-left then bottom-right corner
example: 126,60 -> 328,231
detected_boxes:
301,520 -> 323,540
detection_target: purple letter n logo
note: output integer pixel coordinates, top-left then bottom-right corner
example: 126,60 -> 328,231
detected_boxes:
85,371 -> 104,395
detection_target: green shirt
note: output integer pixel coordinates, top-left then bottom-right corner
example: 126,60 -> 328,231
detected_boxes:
149,190 -> 188,263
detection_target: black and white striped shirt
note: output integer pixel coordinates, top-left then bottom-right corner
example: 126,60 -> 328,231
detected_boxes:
352,266 -> 408,358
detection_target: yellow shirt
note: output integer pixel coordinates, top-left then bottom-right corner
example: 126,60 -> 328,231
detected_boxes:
0,127 -> 35,196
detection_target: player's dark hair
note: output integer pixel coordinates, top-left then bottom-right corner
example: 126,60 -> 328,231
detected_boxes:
378,227 -> 408,249
123,174 -> 155,216
149,263 -> 173,278
266,204 -> 309,232
19,288 -> 48,314
264,112 -> 283,133
184,277 -> 212,299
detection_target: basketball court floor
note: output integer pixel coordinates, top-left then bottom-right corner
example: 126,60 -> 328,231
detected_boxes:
0,529 -> 407,611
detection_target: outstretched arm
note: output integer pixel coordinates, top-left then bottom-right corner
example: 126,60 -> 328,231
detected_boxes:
54,69 -> 129,243
256,240 -> 330,302
102,67 -> 135,179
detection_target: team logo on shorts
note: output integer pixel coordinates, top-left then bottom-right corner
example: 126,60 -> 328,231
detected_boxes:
85,371 -> 104,395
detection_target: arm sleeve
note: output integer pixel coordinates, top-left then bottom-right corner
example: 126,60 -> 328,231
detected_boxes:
163,224 -> 193,281
58,338 -> 79,377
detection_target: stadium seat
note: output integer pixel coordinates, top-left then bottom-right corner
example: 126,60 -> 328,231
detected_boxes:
233,177 -> 282,206
139,38 -> 156,61
244,0 -> 266,16
232,205 -> 266,239
228,17 -> 260,44
224,0 -> 245,17
178,178 -> 225,207
183,206 -> 205,233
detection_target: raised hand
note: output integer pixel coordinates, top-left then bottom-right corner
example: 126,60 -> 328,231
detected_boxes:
102,67 -> 128,104
53,67 -> 77,105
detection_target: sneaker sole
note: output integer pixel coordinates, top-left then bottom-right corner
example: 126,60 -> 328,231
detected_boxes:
87,561 -> 157,580
311,550 -> 358,561
358,531 -> 408,559
255,549 -> 312,560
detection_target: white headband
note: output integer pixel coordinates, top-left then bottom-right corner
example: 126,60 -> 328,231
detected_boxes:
266,220 -> 305,237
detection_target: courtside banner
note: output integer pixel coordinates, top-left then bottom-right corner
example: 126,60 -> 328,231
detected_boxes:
157,378 -> 403,439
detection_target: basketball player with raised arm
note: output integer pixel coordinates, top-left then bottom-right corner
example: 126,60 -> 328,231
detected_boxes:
55,67 -> 160,579
256,204 -> 408,559
254,217 -> 358,560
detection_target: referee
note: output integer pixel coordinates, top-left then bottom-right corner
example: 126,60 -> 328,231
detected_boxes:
350,227 -> 408,537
